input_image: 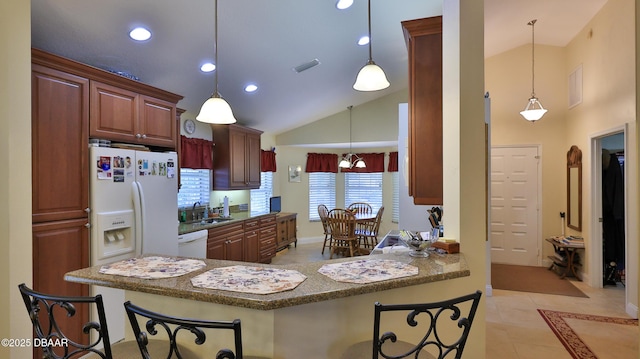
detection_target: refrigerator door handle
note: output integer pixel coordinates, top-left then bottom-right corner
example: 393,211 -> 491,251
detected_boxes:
131,181 -> 144,255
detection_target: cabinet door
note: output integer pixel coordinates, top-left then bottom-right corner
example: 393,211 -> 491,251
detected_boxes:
207,237 -> 224,259
90,81 -> 139,142
245,132 -> 262,188
286,216 -> 297,243
32,218 -> 90,354
276,218 -> 287,248
225,233 -> 245,261
229,130 -> 249,188
139,95 -> 177,148
32,65 -> 89,223
244,219 -> 260,263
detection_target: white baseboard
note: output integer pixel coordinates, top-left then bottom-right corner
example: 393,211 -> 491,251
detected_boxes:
485,284 -> 493,297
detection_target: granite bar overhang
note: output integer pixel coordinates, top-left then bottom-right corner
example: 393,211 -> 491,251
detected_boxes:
65,253 -> 470,311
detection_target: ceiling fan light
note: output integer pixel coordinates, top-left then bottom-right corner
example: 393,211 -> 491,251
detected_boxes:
196,94 -> 237,124
336,0 -> 354,10
355,158 -> 366,168
520,97 -> 547,122
353,61 -> 390,91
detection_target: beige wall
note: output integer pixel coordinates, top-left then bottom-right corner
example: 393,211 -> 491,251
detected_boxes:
487,0 -> 637,313
1,0 -> 33,358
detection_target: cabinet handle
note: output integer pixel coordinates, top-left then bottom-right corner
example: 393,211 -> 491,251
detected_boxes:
142,134 -> 147,139
84,207 -> 91,213
136,133 -> 142,139
84,223 -> 91,228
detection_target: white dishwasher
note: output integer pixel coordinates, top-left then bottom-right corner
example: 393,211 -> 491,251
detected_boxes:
178,229 -> 208,259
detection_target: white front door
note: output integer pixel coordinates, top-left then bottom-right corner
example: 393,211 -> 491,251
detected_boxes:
490,146 -> 540,265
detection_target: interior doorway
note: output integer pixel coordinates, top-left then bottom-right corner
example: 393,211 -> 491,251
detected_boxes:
592,130 -> 627,288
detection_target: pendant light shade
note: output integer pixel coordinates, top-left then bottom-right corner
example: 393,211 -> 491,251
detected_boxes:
520,19 -> 547,122
353,0 -> 389,92
197,0 -> 237,124
338,106 -> 366,169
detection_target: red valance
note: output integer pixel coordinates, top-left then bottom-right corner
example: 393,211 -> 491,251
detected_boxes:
180,135 -> 213,169
341,152 -> 385,173
388,151 -> 398,172
305,153 -> 338,173
261,149 -> 277,172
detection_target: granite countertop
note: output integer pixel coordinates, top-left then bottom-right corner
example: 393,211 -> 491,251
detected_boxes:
65,253 -> 470,311
178,212 -> 255,234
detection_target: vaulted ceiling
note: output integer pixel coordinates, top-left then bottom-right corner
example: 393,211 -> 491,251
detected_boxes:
31,0 -> 607,135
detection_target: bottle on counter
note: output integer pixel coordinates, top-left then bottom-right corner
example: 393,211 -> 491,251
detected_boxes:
180,210 -> 187,222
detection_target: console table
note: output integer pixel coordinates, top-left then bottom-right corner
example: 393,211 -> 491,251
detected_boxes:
545,237 -> 584,280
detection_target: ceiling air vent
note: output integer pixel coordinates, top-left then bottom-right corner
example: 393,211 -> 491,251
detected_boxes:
293,59 -> 321,73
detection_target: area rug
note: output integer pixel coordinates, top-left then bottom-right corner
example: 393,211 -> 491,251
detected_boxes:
538,309 -> 638,359
491,263 -> 588,297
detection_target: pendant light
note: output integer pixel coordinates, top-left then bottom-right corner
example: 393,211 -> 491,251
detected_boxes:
353,0 -> 389,92
520,19 -> 547,122
339,106 -> 366,169
196,0 -> 237,124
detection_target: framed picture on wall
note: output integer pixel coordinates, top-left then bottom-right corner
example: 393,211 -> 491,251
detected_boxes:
288,165 -> 301,183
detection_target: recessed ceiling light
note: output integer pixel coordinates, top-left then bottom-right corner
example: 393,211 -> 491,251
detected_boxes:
336,0 -> 353,10
358,36 -> 370,46
244,84 -> 258,93
200,63 -> 216,72
129,27 -> 151,41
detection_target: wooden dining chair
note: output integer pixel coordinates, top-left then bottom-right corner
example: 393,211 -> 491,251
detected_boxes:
347,202 -> 374,216
341,290 -> 483,359
318,204 -> 332,255
326,208 -> 359,258
356,206 -> 385,250
18,283 -> 146,359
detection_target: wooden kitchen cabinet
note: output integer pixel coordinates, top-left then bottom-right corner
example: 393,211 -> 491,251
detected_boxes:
402,16 -> 443,205
259,215 -> 277,263
276,213 -> 297,251
31,64 -> 89,223
211,124 -> 263,190
207,222 -> 244,261
90,81 -> 178,148
244,219 -> 260,263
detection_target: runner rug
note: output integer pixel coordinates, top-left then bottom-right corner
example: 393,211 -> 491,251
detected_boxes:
491,263 -> 588,297
538,309 -> 638,359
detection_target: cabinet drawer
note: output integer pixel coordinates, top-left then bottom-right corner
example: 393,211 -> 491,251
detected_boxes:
259,215 -> 276,226
260,224 -> 276,237
260,236 -> 276,249
208,222 -> 244,239
244,219 -> 259,230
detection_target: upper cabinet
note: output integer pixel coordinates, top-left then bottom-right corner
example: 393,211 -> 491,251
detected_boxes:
33,48 -> 183,150
402,16 -> 443,205
212,124 -> 263,190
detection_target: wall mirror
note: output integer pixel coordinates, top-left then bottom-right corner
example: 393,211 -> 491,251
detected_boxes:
567,145 -> 582,231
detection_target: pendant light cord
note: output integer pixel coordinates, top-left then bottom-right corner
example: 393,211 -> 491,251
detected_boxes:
367,0 -> 372,61
214,0 -> 219,96
528,19 -> 536,98
348,105 -> 353,153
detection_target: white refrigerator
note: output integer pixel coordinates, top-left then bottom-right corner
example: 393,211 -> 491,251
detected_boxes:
89,146 -> 179,342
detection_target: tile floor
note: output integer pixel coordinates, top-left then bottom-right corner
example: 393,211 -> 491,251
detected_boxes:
271,240 -> 637,359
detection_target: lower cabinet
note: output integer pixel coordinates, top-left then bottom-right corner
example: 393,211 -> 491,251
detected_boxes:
259,215 -> 277,263
206,215 -> 279,263
243,219 -> 260,263
207,222 -> 244,261
276,213 -> 297,251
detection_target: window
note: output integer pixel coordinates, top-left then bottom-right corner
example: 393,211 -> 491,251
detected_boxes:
178,169 -> 210,208
309,172 -> 336,221
344,172 -> 383,213
250,172 -> 273,216
392,172 -> 399,222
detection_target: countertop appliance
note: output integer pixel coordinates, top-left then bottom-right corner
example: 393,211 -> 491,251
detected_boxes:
178,229 -> 208,259
89,146 -> 178,342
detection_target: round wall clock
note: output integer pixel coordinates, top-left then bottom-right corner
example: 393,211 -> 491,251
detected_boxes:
183,119 -> 196,134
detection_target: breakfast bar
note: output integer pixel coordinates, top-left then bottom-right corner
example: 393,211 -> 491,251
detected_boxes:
65,252 -> 470,358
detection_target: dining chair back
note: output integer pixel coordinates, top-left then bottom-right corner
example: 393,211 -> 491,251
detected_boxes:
124,301 -> 243,359
318,204 -> 332,254
347,202 -> 374,216
18,283 -> 144,359
326,208 -> 358,258
356,206 -> 385,249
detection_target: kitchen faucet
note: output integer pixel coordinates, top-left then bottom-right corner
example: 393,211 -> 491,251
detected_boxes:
192,201 -> 201,220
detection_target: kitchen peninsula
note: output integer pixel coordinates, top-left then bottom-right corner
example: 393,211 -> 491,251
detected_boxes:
66,253 -> 470,358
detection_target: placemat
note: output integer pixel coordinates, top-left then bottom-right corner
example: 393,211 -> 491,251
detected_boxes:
99,256 -> 206,279
191,265 -> 307,294
318,259 -> 418,284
